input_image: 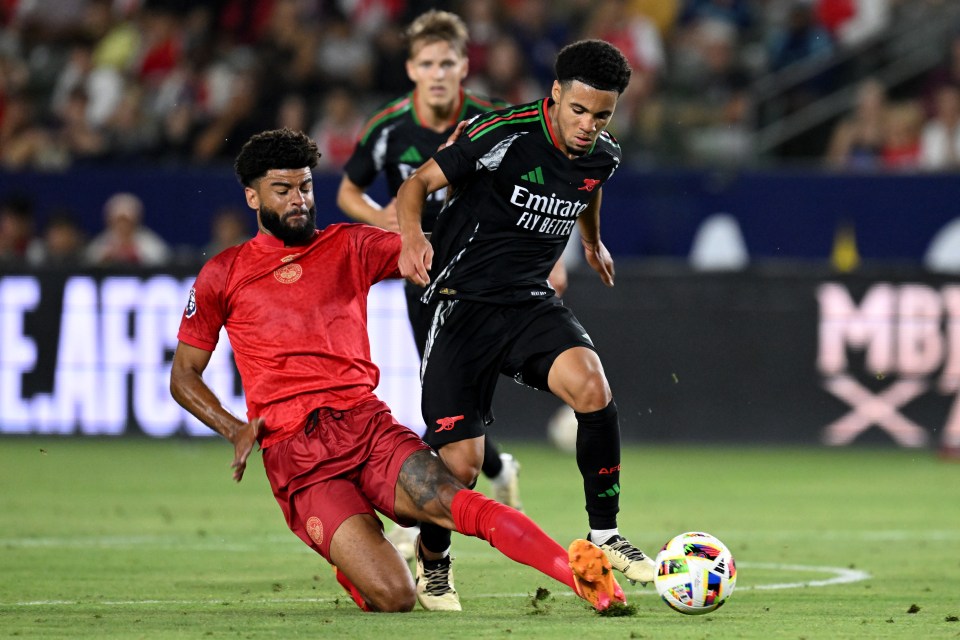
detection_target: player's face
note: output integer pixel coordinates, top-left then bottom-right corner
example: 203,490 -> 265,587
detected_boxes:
407,40 -> 468,111
248,168 -> 317,245
550,80 -> 619,158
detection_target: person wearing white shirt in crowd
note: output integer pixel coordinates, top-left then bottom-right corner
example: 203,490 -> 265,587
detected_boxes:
920,83 -> 960,171
85,192 -> 171,266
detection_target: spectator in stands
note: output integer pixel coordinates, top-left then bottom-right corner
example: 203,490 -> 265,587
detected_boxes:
311,86 -> 365,172
922,29 -> 960,117
880,101 -> 923,170
629,0 -> 682,38
27,209 -> 87,266
275,93 -> 310,133
192,67 -> 265,162
0,193 -> 37,263
504,0 -> 569,89
767,1 -> 834,73
103,85 -> 159,162
679,0 -> 755,36
314,13 -> 375,92
816,0 -> 890,50
202,206 -> 250,260
468,35 -> 542,105
826,77 -> 887,169
53,86 -> 109,164
0,92 -> 56,170
85,192 -> 171,266
582,0 -> 665,109
458,0 -> 503,79
920,83 -> 960,170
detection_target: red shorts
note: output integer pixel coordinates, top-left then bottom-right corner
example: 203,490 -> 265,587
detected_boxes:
261,397 -> 430,562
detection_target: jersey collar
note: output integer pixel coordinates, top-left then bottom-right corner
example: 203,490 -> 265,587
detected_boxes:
540,97 -> 565,153
253,229 -> 319,248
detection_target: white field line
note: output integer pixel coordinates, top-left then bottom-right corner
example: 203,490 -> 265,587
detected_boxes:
1,562 -> 869,607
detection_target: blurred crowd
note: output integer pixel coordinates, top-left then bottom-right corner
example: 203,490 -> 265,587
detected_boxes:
0,187 -> 251,266
2,0 -> 960,267
0,0 -> 953,173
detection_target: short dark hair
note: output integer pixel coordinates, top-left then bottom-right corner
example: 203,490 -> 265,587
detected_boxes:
234,128 -> 320,186
555,40 -> 632,95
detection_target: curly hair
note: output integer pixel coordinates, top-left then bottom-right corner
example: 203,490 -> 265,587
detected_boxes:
234,128 -> 320,186
405,9 -> 469,58
555,40 -> 632,95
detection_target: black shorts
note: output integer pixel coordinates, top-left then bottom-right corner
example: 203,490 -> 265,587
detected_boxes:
420,296 -> 596,448
404,279 -> 434,358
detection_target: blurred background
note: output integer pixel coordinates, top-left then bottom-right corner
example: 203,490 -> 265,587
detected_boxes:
1,0 -> 959,454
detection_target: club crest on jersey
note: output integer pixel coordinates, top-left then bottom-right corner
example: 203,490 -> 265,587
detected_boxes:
274,263 -> 303,284
578,178 -> 601,192
305,516 -> 324,546
184,287 -> 197,318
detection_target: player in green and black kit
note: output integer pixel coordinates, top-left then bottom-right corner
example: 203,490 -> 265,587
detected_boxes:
397,39 -> 656,612
337,10 -> 526,575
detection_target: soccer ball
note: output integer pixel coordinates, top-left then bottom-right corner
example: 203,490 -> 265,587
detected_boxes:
654,531 -> 736,615
546,405 -> 578,454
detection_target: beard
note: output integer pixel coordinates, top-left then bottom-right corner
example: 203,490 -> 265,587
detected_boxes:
259,203 -> 317,245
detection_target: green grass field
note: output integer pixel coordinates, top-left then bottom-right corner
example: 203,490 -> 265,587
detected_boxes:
1,438 -> 959,639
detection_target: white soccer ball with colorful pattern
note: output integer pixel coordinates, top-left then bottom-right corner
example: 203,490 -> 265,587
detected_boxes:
654,531 -> 736,615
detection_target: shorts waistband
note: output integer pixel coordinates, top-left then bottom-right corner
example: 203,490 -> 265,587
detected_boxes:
303,398 -> 385,434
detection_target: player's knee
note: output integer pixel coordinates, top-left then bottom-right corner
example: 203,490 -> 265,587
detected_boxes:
438,447 -> 482,486
568,374 -> 612,413
365,576 -> 416,612
446,457 -> 481,485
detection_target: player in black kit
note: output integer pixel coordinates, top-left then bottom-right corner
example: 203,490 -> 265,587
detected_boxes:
336,10 -> 526,592
397,39 -> 656,611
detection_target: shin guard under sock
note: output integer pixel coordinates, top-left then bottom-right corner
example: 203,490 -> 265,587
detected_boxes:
575,400 -> 621,530
451,489 -> 575,591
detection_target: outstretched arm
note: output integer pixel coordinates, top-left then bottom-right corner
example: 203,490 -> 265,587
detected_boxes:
577,189 -> 615,287
170,341 -> 262,481
396,158 -> 450,287
336,175 -> 400,232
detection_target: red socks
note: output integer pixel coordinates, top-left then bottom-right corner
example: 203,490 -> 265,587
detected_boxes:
334,565 -> 372,611
451,489 -> 576,591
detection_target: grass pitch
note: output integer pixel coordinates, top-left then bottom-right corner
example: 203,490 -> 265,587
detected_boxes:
1,438 -> 959,639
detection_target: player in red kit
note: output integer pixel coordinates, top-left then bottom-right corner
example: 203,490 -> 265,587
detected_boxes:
169,127 -> 624,613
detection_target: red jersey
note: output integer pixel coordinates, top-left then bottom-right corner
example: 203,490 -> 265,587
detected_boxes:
177,223 -> 402,448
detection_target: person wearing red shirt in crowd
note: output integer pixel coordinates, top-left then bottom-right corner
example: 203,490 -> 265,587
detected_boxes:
169,127 -> 624,613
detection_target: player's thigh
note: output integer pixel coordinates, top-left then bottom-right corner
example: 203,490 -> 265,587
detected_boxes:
503,299 -> 599,393
420,299 -> 505,449
356,408 -> 433,524
288,478 -> 379,562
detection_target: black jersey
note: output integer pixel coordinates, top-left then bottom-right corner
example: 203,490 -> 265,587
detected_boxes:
343,88 -> 506,233
424,97 -> 622,304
